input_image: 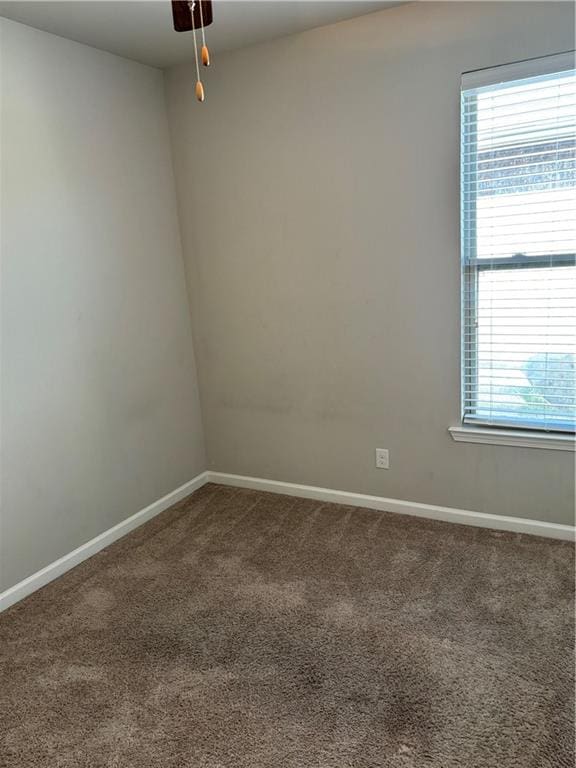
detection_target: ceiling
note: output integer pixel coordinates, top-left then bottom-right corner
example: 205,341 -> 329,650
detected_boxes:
0,1 -> 402,69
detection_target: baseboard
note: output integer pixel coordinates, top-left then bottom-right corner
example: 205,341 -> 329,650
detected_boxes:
2,469 -> 573,613
0,471 -> 210,613
207,472 -> 575,542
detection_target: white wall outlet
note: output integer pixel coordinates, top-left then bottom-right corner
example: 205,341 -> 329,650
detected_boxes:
375,448 -> 389,469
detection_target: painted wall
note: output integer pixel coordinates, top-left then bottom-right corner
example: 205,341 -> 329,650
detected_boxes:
166,2 -> 575,525
0,19 -> 205,592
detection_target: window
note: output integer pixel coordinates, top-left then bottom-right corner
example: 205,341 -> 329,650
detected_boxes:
461,53 -> 576,434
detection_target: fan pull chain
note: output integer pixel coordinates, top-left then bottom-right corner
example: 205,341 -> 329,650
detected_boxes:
189,1 -> 204,101
199,1 -> 210,67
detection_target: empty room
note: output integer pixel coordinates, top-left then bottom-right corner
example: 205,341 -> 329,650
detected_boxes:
0,1 -> 574,766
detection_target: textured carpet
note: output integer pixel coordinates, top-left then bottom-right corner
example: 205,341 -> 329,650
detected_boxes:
0,484 -> 574,768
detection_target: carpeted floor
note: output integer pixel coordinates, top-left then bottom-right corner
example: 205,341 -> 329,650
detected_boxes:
0,484 -> 574,768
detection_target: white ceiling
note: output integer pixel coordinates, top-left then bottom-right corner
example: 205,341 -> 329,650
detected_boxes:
0,1 -> 402,69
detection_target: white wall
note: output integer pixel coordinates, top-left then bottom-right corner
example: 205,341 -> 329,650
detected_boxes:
166,2 -> 575,525
0,19 -> 205,592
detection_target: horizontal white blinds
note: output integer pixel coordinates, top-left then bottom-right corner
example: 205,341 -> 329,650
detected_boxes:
461,57 -> 576,432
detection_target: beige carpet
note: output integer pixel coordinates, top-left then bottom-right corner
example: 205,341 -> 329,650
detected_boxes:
0,483 -> 574,767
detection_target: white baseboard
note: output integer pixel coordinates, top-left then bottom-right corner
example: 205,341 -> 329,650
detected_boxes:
2,469 -> 573,613
207,472 -> 575,542
0,471 -> 210,613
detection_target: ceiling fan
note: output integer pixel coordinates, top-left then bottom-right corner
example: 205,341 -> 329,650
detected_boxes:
171,1 -> 213,102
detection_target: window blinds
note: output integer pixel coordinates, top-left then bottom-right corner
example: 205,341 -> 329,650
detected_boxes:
461,53 -> 576,432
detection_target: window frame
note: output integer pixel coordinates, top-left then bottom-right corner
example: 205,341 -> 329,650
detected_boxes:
459,53 -> 576,436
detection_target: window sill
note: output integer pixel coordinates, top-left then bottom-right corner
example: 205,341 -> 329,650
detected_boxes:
448,426 -> 575,451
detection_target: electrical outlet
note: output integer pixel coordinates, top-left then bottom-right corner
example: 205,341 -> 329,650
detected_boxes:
375,448 -> 389,469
